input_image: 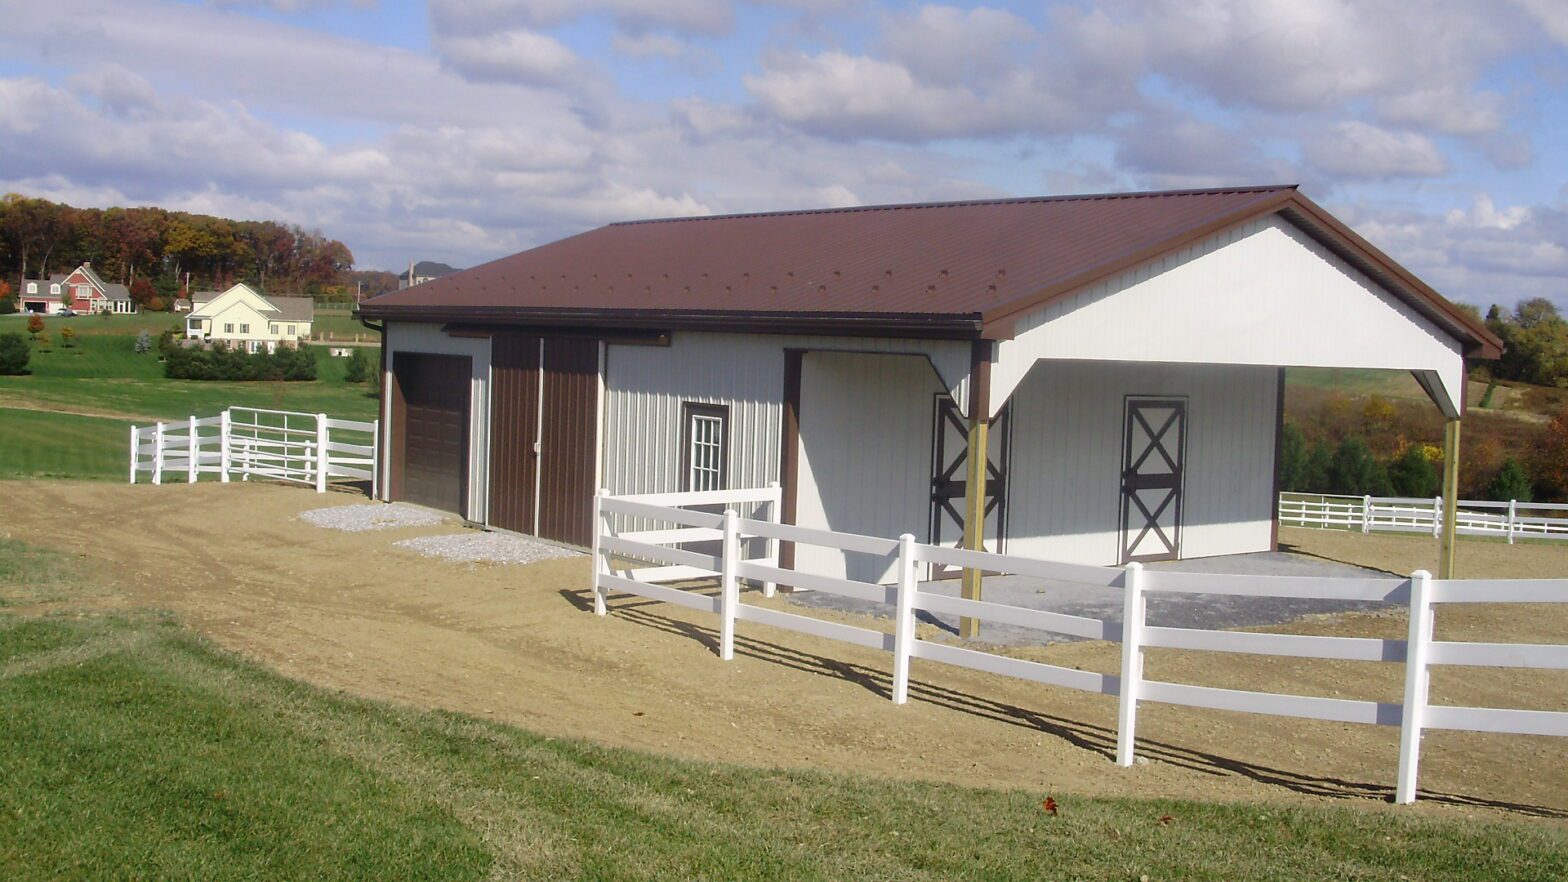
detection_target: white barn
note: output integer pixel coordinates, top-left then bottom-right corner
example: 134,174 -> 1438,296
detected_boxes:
358,186 -> 1500,588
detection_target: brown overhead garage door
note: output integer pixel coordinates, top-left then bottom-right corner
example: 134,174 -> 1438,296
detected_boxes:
392,352 -> 471,516
488,335 -> 598,546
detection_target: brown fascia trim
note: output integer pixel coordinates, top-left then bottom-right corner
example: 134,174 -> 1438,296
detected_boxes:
978,189 -> 1504,360
357,305 -> 985,340
442,323 -> 671,345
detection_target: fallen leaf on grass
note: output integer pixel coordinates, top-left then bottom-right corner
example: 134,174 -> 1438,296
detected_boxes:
1041,796 -> 1059,816
1158,814 -> 1174,826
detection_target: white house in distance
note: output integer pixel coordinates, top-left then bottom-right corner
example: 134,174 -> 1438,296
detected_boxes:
185,283 -> 315,353
358,186 -> 1501,584
19,262 -> 137,314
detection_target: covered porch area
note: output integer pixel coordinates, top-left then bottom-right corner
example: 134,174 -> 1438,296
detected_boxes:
787,210 -> 1496,634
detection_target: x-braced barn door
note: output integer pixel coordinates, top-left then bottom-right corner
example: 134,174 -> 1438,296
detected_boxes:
1119,396 -> 1187,563
928,395 -> 1009,578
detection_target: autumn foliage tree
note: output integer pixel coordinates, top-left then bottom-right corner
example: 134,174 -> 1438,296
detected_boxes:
0,194 -> 356,298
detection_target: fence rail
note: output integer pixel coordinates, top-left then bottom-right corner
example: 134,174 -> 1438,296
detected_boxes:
1280,492 -> 1568,543
593,487 -> 1568,805
130,406 -> 378,495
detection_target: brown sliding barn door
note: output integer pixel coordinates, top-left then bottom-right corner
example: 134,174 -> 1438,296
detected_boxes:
392,352 -> 471,516
486,335 -> 599,547
1119,396 -> 1187,563
538,338 -> 598,546
488,334 -> 541,535
928,395 -> 1010,578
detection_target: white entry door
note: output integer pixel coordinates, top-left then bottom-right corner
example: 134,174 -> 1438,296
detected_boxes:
1119,396 -> 1186,563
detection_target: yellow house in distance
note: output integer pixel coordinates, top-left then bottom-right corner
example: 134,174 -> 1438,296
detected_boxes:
184,283 -> 315,353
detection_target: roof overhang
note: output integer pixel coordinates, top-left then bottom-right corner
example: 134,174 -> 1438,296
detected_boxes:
355,304 -> 984,340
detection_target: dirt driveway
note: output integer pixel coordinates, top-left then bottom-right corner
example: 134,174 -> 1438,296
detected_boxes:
4,480 -> 1566,822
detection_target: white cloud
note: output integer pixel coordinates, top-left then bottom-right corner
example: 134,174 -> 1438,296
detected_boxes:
428,0 -> 733,37
1303,121 -> 1449,179
432,28 -> 584,86
879,5 -> 1036,85
1343,195 -> 1568,309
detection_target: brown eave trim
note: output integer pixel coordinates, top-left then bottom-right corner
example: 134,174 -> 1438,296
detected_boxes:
441,323 -> 670,345
357,306 -> 984,341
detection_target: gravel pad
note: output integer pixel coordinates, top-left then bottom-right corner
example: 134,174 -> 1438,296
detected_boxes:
299,503 -> 448,532
395,532 -> 582,565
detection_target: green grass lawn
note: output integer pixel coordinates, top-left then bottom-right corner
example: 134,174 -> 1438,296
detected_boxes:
2,546 -> 1565,880
0,332 -> 379,423
0,409 -> 130,481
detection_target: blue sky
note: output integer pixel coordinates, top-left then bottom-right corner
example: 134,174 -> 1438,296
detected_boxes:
1,0 -> 1565,310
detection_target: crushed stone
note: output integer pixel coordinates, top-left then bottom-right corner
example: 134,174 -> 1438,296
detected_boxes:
394,531 -> 582,565
299,502 -> 447,532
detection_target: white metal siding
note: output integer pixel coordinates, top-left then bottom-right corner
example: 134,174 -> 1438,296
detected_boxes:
383,322 -> 492,523
602,332 -> 969,498
794,352 -> 944,583
992,214 -> 1466,418
1006,361 -> 1277,566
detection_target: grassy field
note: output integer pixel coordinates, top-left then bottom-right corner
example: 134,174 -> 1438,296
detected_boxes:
0,315 -> 378,480
0,409 -> 130,481
3,596 -> 1564,880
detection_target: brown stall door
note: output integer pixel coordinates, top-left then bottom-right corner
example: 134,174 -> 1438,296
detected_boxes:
393,353 -> 471,516
538,338 -> 598,546
487,334 -> 542,535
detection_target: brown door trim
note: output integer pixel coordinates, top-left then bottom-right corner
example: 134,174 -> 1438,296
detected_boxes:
1118,395 -> 1187,564
778,348 -> 804,570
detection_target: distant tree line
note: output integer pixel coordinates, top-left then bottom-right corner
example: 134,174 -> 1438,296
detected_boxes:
1479,298 -> 1568,388
0,194 -> 357,309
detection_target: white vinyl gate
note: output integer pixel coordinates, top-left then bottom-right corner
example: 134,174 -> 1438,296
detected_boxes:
130,406 -> 378,494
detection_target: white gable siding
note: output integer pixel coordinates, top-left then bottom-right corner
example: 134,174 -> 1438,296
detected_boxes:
992,215 -> 1466,417
1006,360 -> 1278,566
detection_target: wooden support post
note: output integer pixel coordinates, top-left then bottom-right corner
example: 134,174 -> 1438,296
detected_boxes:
959,340 -> 993,640
1439,419 -> 1461,579
960,413 -> 989,638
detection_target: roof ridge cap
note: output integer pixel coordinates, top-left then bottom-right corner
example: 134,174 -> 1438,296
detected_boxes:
608,184 -> 1299,227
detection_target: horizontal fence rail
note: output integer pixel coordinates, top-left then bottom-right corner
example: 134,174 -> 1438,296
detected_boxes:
131,407 -> 378,496
1281,492 -> 1568,543
593,487 -> 1568,806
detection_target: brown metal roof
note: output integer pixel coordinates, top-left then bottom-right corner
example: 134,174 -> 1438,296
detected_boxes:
359,185 -> 1501,358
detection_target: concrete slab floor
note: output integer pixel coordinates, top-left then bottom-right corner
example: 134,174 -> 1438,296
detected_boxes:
783,550 -> 1398,646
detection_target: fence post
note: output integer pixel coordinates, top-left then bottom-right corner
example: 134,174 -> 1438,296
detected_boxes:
762,481 -> 781,598
187,415 -> 199,483
1361,495 -> 1372,533
719,509 -> 740,661
128,425 -> 138,484
152,422 -> 165,485
1116,561 -> 1146,767
1507,499 -> 1517,545
315,413 -> 329,493
1431,496 -> 1442,538
370,418 -> 381,500
1396,570 -> 1435,804
591,489 -> 609,616
220,409 -> 232,483
891,533 -> 917,705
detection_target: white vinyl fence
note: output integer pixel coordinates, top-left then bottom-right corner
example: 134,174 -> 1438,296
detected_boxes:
1281,492 -> 1568,543
130,406 -> 378,495
594,488 -> 1568,805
